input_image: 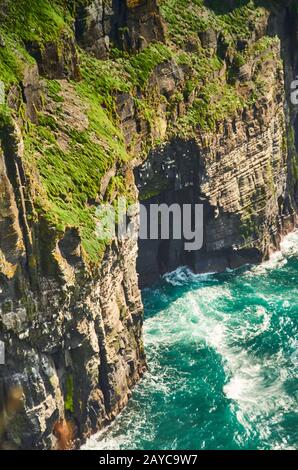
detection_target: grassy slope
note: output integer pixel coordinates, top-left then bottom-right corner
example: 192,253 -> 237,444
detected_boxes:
0,0 -> 284,263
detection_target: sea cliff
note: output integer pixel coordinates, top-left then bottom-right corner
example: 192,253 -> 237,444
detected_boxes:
0,0 -> 297,449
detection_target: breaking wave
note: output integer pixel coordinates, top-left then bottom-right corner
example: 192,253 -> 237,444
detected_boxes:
83,231 -> 298,450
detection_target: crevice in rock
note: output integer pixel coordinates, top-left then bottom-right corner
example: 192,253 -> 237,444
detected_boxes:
0,123 -> 36,289
0,273 -> 9,301
95,315 -> 112,416
58,228 -> 81,267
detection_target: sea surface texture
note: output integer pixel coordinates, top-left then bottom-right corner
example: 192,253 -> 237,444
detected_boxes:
84,232 -> 298,450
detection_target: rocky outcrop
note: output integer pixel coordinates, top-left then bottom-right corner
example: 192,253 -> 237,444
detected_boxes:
75,0 -> 114,59
76,0 -> 166,58
113,0 -> 166,52
0,61 -> 145,449
134,5 -> 298,286
26,34 -> 81,81
0,119 -> 145,449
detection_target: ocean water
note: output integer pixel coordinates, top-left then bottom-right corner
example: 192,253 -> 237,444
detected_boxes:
84,231 -> 298,450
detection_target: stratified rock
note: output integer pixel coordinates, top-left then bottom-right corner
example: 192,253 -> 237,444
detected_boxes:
26,34 -> 81,81
75,0 -> 113,59
135,38 -> 297,286
116,0 -> 166,52
76,0 -> 166,57
0,119 -> 145,448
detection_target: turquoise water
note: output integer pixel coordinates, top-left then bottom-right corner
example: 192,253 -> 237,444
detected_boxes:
85,232 -> 298,450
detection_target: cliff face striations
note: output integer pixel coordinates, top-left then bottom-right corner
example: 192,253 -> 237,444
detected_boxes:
135,1 -> 298,285
0,119 -> 145,449
0,0 -> 297,449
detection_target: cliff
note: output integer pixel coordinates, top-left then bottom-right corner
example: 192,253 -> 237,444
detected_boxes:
0,0 -> 297,449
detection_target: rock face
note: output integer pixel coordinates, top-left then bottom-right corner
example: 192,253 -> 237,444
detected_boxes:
135,53 -> 292,284
76,0 -> 166,58
135,4 -> 298,286
113,0 -> 166,52
26,35 -> 81,81
0,0 -> 297,450
0,118 -> 145,449
75,0 -> 114,59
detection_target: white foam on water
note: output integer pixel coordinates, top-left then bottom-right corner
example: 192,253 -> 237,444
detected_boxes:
158,234 -> 298,448
162,266 -> 216,286
144,282 -> 290,446
280,230 -> 298,255
83,229 -> 298,450
247,230 -> 298,276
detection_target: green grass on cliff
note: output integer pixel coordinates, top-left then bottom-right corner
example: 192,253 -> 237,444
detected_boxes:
0,33 -> 34,86
0,0 -> 71,88
160,0 -> 267,46
125,43 -> 173,88
21,38 -> 168,261
0,35 -> 174,262
2,0 -> 70,42
159,1 -> 281,136
1,0 -> 135,263
0,0 -> 292,263
24,70 -> 133,262
25,128 -> 109,262
176,82 -> 245,133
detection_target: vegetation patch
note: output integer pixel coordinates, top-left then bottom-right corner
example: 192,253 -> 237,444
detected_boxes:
0,0 -> 293,265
